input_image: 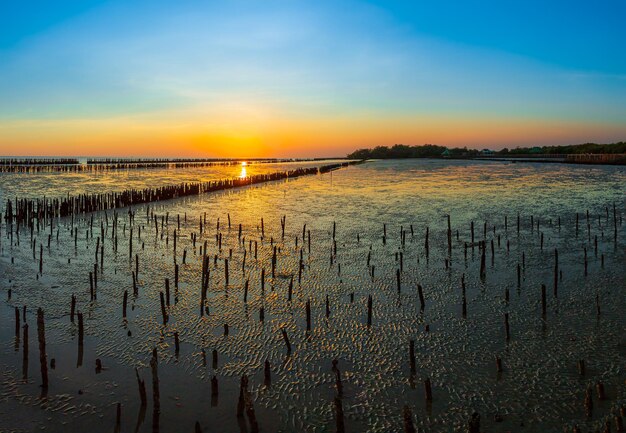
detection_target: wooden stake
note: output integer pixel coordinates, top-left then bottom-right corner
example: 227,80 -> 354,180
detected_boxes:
37,308 -> 48,389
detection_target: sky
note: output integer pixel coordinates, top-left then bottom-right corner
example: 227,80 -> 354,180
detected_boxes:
1,0 -> 625,157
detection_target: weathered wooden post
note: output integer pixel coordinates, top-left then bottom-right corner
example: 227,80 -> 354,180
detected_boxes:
554,248 -> 558,297
396,269 -> 401,293
264,360 -> 271,387
280,328 -> 291,354
159,292 -> 168,325
306,299 -> 311,331
37,308 -> 48,389
335,396 -> 345,433
70,295 -> 76,323
584,386 -> 593,418
480,242 -> 486,279
15,307 -> 20,344
136,368 -> 147,407
418,284 -> 425,311
123,290 -> 128,319
22,322 -> 29,380
114,402 -> 121,433
78,311 -> 84,347
424,377 -> 433,401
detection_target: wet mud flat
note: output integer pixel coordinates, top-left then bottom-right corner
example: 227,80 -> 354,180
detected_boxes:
0,160 -> 625,433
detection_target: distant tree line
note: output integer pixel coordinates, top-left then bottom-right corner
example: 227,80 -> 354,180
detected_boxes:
500,142 -> 626,155
347,142 -> 626,159
347,144 -> 479,159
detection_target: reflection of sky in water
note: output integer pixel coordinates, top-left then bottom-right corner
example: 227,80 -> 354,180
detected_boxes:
0,159 -> 346,202
0,159 -> 624,433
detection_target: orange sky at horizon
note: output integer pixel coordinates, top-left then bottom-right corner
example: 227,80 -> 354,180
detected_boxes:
2,114 -> 625,158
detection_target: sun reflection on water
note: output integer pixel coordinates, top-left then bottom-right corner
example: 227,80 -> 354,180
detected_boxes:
239,161 -> 247,178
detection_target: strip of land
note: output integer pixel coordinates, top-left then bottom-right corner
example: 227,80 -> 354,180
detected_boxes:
348,142 -> 626,165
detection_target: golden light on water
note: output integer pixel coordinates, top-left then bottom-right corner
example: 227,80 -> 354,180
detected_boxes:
239,161 -> 247,178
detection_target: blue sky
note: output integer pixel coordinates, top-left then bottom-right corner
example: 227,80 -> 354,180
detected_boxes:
0,0 -> 625,156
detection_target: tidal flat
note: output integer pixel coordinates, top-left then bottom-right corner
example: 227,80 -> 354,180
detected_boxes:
0,159 -> 625,433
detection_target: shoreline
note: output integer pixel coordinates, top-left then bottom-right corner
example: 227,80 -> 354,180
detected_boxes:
361,156 -> 626,166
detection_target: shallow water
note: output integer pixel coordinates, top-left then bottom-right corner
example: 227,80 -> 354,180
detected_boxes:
0,159 -> 347,202
0,159 -> 625,433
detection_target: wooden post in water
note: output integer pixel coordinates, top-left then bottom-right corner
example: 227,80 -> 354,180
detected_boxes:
37,308 -> 48,389
280,328 -> 291,354
22,323 -> 29,380
15,307 -> 20,344
403,406 -> 416,433
396,269 -> 401,293
135,368 -> 147,407
306,299 -> 311,331
264,360 -> 271,387
480,242 -> 486,279
584,386 -> 593,418
159,292 -> 168,325
554,248 -> 559,297
123,290 -> 128,319
70,295 -> 76,323
424,378 -> 433,402
447,215 -> 452,256
78,311 -> 84,347
150,349 -> 160,429
335,396 -> 345,433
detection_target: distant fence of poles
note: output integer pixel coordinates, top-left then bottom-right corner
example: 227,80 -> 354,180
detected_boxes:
474,153 -> 626,165
3,161 -> 364,225
0,158 -> 350,173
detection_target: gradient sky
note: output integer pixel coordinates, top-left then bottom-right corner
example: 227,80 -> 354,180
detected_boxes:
1,0 -> 625,157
